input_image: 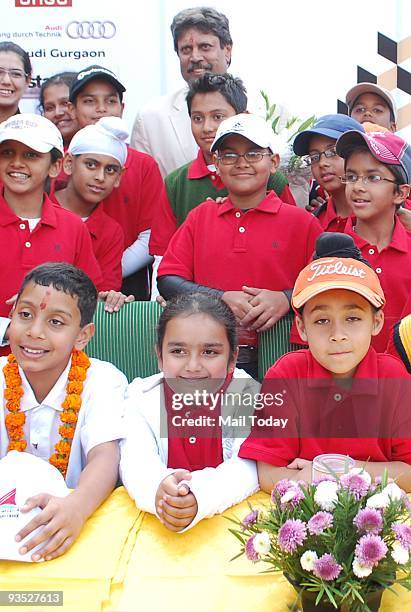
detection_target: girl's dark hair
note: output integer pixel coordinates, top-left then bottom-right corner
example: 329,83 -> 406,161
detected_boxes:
313,232 -> 372,267
157,292 -> 237,358
39,71 -> 77,111
186,73 -> 247,115
0,41 -> 31,77
18,262 -> 97,327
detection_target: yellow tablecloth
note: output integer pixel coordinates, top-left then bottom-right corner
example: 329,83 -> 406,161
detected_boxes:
1,489 -> 411,611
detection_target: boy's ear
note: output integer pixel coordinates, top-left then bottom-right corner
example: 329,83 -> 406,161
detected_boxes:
371,309 -> 384,337
48,157 -> 62,179
113,167 -> 126,188
295,314 -> 308,343
74,322 -> 95,351
395,184 -> 411,205
270,153 -> 280,173
155,345 -> 163,371
228,346 -> 239,373
63,153 -> 74,176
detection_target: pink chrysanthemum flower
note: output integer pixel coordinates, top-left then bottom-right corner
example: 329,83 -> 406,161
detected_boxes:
353,508 -> 383,535
241,510 -> 259,529
355,534 -> 388,568
313,553 -> 342,581
273,479 -> 296,497
340,472 -> 370,500
392,523 -> 411,551
277,519 -> 307,553
307,511 -> 333,535
245,534 -> 259,562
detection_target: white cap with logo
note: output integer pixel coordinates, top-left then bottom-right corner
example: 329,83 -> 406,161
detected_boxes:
210,113 -> 279,153
0,113 -> 64,155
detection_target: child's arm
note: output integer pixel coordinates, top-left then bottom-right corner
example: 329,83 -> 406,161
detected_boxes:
258,458 -> 312,493
16,441 -> 119,562
355,460 -> 411,493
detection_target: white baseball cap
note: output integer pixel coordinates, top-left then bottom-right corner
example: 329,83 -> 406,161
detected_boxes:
0,452 -> 69,561
0,113 -> 64,155
211,113 -> 278,153
345,83 -> 398,123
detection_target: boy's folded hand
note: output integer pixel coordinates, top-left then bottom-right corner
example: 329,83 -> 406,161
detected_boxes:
98,290 -> 135,312
222,291 -> 252,321
286,458 -> 312,484
240,287 -> 289,332
16,492 -> 86,562
156,470 -> 198,531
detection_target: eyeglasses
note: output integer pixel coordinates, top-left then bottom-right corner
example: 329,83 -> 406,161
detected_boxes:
217,151 -> 272,165
302,147 -> 338,166
0,67 -> 28,80
341,173 -> 399,186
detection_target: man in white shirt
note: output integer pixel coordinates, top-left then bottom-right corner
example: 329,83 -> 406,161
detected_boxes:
130,7 -> 233,177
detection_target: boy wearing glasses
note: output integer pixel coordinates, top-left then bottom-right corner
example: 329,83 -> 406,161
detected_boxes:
293,114 -> 364,232
336,129 -> 411,352
157,113 -> 321,377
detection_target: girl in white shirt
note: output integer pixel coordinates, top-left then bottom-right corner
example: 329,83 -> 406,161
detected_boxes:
120,292 -> 259,531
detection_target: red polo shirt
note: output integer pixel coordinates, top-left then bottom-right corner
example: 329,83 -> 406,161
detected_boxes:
345,217 -> 411,352
316,197 -> 351,233
0,191 -> 103,317
102,145 -> 165,249
158,191 -> 321,292
50,194 -> 124,291
149,149 -> 296,256
239,347 -> 411,466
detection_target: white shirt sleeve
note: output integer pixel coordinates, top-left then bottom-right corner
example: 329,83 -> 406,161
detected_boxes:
0,317 -> 10,346
150,255 -> 162,301
180,438 -> 259,532
121,229 -> 154,277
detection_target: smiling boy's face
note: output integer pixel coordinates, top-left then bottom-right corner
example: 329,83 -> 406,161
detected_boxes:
296,288 -> 384,378
9,282 -> 94,391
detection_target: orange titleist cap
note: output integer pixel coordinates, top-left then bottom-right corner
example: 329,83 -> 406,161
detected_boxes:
292,257 -> 385,311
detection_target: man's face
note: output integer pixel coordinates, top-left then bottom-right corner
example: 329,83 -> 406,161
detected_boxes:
177,27 -> 232,83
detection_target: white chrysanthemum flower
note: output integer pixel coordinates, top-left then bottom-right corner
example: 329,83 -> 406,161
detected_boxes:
352,558 -> 373,578
348,467 -> 372,485
300,550 -> 318,571
252,531 -> 271,556
392,541 -> 410,565
366,493 -> 389,509
314,481 -> 338,511
281,490 -> 297,504
383,482 -> 403,502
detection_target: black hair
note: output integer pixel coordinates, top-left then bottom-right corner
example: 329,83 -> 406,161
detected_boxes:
171,7 -> 232,53
344,144 -> 407,194
157,292 -> 237,359
186,73 -> 247,115
313,232 -> 372,267
0,41 -> 31,77
17,262 -> 97,327
39,71 -> 77,111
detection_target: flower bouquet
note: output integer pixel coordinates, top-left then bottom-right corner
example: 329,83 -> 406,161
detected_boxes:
229,469 -> 411,611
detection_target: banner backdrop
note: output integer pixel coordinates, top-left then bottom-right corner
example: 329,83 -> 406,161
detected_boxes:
1,0 -> 164,131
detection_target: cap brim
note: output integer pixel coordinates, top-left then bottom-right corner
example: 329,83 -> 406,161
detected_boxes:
70,73 -> 126,102
293,128 -> 342,156
292,280 -> 385,310
211,132 -> 269,153
0,130 -> 55,153
335,130 -> 369,159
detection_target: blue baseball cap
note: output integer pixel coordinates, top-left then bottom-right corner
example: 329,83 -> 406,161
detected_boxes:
293,114 -> 364,157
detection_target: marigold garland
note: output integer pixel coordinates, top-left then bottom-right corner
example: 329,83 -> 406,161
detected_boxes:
3,349 -> 90,478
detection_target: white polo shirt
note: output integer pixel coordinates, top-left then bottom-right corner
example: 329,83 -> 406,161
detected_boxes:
0,356 -> 127,488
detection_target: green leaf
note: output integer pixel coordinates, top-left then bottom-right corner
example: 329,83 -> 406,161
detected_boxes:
228,528 -> 247,544
229,551 -> 246,562
271,116 -> 280,134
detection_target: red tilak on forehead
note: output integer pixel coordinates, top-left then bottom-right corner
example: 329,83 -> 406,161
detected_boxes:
40,289 -> 51,310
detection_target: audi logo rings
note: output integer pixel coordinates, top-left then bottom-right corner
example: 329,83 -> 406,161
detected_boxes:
66,21 -> 116,39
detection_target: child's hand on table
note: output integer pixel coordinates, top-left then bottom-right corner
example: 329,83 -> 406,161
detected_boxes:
156,470 -> 198,532
286,458 -> 312,484
16,492 -> 86,561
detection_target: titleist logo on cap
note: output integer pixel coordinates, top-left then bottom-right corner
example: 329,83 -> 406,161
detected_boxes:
307,259 -> 366,282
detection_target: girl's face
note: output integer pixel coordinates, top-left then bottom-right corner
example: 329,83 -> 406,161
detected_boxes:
158,312 -> 235,384
43,83 -> 78,144
0,51 -> 30,111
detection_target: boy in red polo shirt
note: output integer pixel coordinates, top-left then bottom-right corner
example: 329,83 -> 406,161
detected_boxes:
150,73 -> 295,258
0,113 -> 103,323
239,233 -> 411,492
335,128 -> 411,352
53,116 -> 127,295
293,114 -> 364,232
68,65 -> 166,299
158,114 -> 321,376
